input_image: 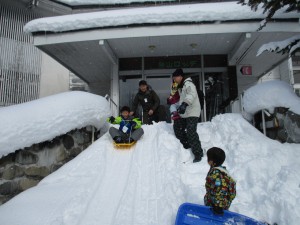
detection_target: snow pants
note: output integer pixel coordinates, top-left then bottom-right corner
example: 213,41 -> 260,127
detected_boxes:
173,117 -> 203,156
109,127 -> 144,141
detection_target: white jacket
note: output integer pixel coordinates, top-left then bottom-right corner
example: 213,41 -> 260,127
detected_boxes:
178,77 -> 201,118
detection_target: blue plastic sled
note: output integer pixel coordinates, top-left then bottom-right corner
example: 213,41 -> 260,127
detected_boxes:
175,203 -> 266,225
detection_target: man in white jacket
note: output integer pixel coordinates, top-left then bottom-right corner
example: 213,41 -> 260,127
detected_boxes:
172,68 -> 203,163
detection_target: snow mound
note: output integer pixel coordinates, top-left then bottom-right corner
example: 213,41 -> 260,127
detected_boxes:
243,80 -> 300,115
0,114 -> 299,225
0,91 -> 111,157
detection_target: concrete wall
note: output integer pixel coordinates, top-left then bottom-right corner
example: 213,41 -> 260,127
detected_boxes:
39,52 -> 70,98
258,60 -> 291,84
237,59 -> 291,96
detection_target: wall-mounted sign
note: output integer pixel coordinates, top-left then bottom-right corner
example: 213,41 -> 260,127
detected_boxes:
240,66 -> 252,75
144,56 -> 201,70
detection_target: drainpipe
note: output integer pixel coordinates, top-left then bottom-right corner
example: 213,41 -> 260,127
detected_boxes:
201,55 -> 207,122
261,110 -> 266,136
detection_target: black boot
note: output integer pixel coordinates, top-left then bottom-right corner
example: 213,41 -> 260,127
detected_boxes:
211,206 -> 224,215
125,137 -> 135,143
113,136 -> 123,143
181,141 -> 191,149
193,152 -> 202,163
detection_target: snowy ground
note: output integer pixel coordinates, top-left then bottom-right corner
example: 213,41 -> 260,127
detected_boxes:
0,114 -> 299,225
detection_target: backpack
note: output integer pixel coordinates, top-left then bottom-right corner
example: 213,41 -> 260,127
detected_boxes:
185,80 -> 205,109
197,89 -> 205,109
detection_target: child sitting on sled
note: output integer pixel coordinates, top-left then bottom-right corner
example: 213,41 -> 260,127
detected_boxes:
167,79 -> 180,120
204,147 -> 236,215
107,106 -> 144,143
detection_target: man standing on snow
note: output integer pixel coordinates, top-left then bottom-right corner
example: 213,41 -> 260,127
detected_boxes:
130,80 -> 161,125
172,68 -> 203,163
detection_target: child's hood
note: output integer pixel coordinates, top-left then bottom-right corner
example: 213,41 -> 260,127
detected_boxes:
213,166 -> 235,181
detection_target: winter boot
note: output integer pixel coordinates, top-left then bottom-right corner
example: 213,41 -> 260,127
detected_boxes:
211,206 -> 224,215
171,111 -> 181,120
193,152 -> 202,163
113,136 -> 123,143
181,141 -> 191,149
125,137 -> 135,143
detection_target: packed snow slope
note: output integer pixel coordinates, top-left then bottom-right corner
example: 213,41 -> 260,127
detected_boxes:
0,114 -> 299,225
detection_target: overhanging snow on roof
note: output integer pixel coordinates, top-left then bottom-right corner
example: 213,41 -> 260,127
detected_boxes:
55,0 -> 176,6
24,2 -> 299,34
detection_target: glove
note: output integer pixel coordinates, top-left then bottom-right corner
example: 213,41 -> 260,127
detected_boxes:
177,102 -> 188,114
130,121 -> 137,128
109,116 -> 115,123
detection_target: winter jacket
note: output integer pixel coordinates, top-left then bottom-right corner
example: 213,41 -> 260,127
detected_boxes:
167,81 -> 180,105
178,77 -> 201,118
167,91 -> 180,105
132,86 -> 160,113
204,166 -> 236,210
107,115 -> 142,134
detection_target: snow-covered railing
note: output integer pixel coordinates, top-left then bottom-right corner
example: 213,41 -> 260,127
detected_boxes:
230,94 -> 244,114
105,94 -> 118,117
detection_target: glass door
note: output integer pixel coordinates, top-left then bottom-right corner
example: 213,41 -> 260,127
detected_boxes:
146,75 -> 172,122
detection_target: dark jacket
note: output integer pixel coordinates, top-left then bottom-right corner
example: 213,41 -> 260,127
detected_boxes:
132,86 -> 160,113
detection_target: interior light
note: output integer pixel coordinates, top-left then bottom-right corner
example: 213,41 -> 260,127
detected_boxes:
148,45 -> 156,53
190,43 -> 197,51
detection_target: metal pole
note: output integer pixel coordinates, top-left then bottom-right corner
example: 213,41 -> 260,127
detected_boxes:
92,126 -> 95,143
201,54 -> 207,122
262,110 -> 266,136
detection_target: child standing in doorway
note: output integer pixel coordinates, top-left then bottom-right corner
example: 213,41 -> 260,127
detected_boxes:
167,79 -> 180,120
204,147 -> 236,215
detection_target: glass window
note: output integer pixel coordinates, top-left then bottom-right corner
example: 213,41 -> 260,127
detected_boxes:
293,70 -> 300,83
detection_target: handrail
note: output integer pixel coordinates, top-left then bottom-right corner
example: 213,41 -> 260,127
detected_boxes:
105,94 -> 118,117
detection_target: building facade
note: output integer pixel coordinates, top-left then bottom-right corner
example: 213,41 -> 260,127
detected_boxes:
0,1 -> 84,107
1,0 -> 300,122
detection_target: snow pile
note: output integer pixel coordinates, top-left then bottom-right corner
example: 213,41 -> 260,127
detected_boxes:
0,91 -> 111,157
243,80 -> 300,115
23,2 -> 298,33
0,114 -> 299,225
56,0 -> 175,6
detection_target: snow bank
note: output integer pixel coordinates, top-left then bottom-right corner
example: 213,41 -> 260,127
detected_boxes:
243,80 -> 300,115
0,91 -> 111,157
0,114 -> 299,225
23,2 -> 298,33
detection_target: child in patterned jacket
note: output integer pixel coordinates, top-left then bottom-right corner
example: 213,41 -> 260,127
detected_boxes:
204,147 -> 236,215
167,79 -> 180,120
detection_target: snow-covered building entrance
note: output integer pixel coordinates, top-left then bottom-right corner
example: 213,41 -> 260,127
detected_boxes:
10,0 -> 300,120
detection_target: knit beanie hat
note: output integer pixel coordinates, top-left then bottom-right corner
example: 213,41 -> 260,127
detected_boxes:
172,68 -> 183,77
139,80 -> 147,86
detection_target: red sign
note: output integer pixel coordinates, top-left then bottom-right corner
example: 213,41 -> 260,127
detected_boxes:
240,66 -> 252,75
